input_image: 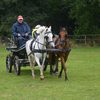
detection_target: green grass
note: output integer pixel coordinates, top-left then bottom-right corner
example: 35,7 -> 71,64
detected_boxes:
0,46 -> 100,100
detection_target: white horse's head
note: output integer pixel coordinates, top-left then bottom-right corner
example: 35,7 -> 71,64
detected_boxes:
44,26 -> 55,48
36,26 -> 54,48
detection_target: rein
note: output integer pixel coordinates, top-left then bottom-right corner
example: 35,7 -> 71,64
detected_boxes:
28,38 -> 46,56
20,36 -> 29,41
35,39 -> 47,47
55,38 -> 67,47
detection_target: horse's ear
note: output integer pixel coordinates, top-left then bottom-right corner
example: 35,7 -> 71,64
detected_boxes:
60,26 -> 62,30
49,26 -> 51,30
65,26 -> 68,30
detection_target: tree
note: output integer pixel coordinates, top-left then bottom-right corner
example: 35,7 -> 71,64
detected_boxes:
0,0 -> 74,36
69,0 -> 100,35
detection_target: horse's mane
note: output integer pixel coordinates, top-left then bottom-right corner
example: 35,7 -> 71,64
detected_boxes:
37,26 -> 46,34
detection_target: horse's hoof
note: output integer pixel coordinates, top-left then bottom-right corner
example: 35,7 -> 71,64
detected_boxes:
40,78 -> 44,81
33,76 -> 35,79
58,75 -> 61,78
50,73 -> 53,76
65,79 -> 69,81
55,72 -> 58,76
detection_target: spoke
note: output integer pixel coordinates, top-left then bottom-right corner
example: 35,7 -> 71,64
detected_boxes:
15,59 -> 18,72
7,57 -> 10,69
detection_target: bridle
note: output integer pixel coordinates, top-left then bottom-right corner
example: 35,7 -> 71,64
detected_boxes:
59,29 -> 68,47
44,31 -> 54,47
34,31 -> 53,49
58,28 -> 70,61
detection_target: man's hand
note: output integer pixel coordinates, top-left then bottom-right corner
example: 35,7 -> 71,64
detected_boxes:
25,33 -> 28,37
18,34 -> 21,37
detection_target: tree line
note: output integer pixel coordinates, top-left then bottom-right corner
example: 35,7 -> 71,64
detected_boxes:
0,0 -> 100,36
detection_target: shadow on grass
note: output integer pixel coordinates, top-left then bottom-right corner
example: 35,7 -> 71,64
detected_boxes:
19,67 -> 50,77
20,68 -> 40,76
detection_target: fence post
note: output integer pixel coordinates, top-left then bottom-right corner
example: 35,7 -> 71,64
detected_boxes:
0,36 -> 2,45
85,35 -> 86,45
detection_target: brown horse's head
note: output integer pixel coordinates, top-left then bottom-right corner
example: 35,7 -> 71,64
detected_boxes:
59,26 -> 68,47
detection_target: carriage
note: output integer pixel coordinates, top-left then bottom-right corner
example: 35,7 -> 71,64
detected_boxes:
5,26 -> 71,81
5,35 -> 50,75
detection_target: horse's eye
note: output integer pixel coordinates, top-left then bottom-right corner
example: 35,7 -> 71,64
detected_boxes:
59,34 -> 61,38
45,36 -> 48,40
65,34 -> 68,38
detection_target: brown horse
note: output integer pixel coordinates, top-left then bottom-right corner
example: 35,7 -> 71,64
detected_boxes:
49,27 -> 71,81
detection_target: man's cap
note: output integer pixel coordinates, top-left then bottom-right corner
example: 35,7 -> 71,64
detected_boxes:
18,15 -> 23,20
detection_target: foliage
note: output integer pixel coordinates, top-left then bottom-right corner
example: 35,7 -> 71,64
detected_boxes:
0,0 -> 72,36
0,0 -> 100,36
69,0 -> 100,35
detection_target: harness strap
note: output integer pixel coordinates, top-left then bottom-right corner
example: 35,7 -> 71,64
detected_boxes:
30,39 -> 35,51
34,31 -> 40,39
55,37 -> 59,46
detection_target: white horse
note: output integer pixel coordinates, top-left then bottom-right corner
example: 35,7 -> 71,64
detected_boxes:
26,26 -> 54,80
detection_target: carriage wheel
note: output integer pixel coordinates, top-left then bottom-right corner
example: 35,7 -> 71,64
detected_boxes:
6,54 -> 12,73
14,56 -> 20,75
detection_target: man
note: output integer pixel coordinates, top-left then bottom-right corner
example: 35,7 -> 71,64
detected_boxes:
32,25 -> 41,38
12,15 -> 33,47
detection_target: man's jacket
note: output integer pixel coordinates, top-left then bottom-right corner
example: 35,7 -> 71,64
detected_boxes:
12,21 -> 31,37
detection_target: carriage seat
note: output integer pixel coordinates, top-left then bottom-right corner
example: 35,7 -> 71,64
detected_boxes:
12,36 -> 19,48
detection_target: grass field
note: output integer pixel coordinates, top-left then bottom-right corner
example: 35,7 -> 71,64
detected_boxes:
0,46 -> 100,100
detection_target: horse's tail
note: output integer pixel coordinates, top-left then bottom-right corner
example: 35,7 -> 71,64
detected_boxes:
52,52 -> 55,65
